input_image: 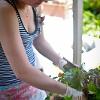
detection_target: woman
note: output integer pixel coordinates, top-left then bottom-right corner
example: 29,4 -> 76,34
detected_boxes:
0,0 -> 83,99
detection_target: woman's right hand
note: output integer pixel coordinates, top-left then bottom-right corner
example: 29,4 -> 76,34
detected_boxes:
66,86 -> 83,100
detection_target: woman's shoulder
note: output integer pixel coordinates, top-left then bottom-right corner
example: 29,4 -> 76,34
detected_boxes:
0,0 -> 17,23
0,0 -> 18,32
0,0 -> 9,8
0,0 -> 14,13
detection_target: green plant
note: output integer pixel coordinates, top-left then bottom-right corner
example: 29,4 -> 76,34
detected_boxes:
83,0 -> 100,38
45,66 -> 100,100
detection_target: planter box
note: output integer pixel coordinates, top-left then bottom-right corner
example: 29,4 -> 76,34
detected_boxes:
41,2 -> 68,18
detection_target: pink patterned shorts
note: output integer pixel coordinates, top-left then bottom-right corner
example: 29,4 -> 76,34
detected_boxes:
0,82 -> 47,100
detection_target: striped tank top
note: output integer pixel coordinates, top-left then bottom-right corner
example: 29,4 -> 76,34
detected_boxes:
0,0 -> 41,91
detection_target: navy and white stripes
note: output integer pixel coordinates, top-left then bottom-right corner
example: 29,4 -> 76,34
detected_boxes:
0,2 -> 40,90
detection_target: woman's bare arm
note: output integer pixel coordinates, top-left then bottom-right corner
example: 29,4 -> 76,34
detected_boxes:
0,3 -> 66,95
33,32 -> 61,65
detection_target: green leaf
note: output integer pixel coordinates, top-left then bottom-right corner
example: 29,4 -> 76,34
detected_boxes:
88,81 -> 97,93
63,96 -> 72,100
95,88 -> 100,100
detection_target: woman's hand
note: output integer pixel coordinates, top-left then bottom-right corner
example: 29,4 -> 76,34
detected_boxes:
58,57 -> 80,71
66,86 -> 83,100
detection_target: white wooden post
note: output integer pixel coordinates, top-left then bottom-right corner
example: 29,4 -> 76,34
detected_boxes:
73,0 -> 83,66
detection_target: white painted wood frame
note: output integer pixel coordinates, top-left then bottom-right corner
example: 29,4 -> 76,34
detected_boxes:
73,0 -> 83,66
